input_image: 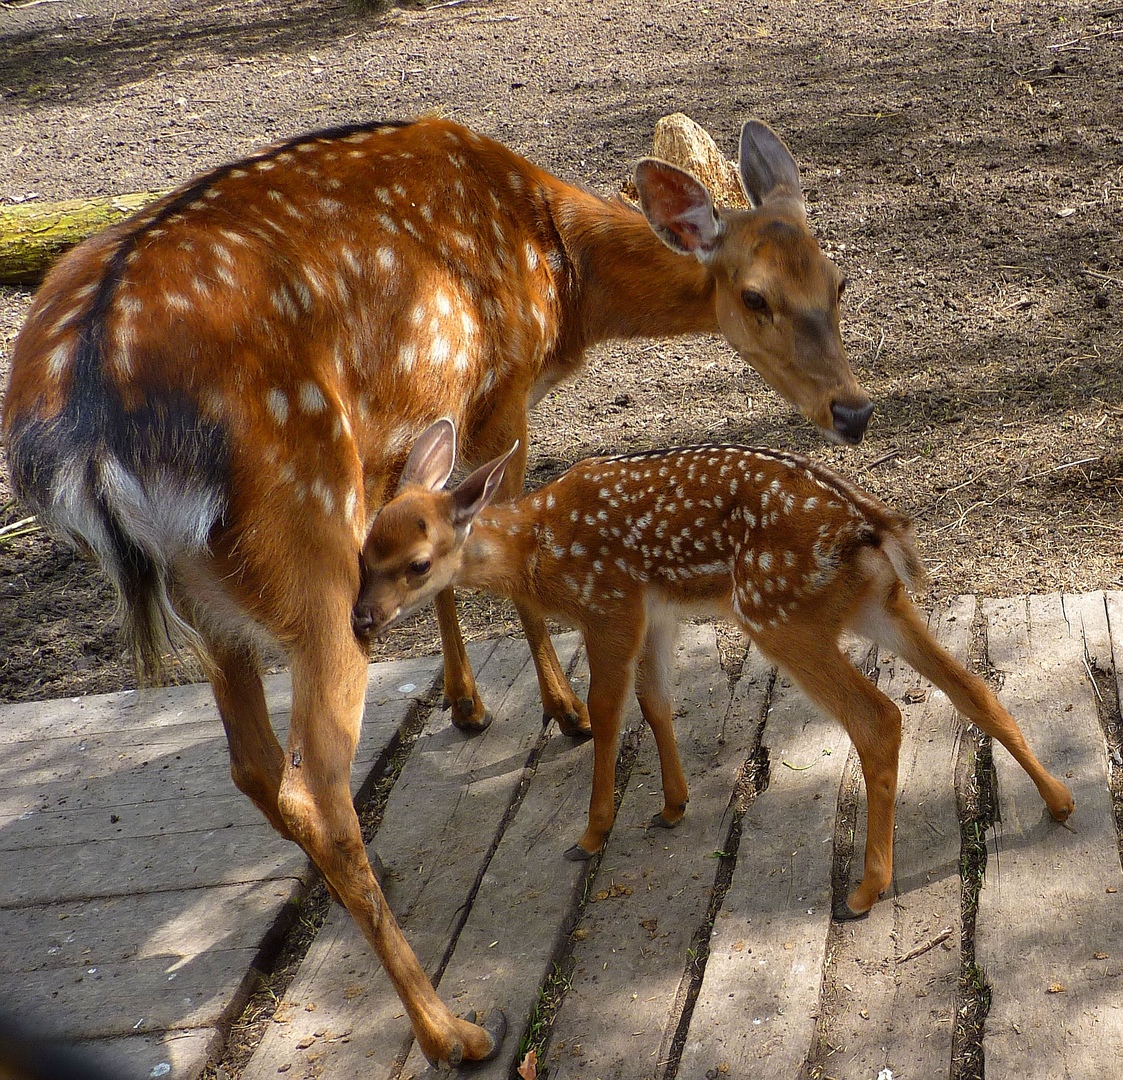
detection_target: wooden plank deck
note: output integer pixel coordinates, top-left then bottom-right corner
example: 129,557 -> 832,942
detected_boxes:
1,593 -> 1121,1080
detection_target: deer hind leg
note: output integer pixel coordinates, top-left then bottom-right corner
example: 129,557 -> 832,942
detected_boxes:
758,630 -> 903,919
278,592 -> 503,1068
868,584 -> 1074,821
636,606 -> 688,829
203,631 -> 293,842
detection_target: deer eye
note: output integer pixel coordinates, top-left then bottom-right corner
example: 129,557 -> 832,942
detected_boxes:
742,289 -> 770,315
837,277 -> 848,302
408,558 -> 431,576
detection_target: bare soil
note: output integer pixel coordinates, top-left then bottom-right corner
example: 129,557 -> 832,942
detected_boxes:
1,0 -> 1121,704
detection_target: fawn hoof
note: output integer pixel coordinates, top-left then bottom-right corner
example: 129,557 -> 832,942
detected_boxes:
451,697 -> 493,734
548,710 -> 593,739
420,1009 -> 508,1073
650,811 -> 683,830
1049,790 -> 1075,822
832,898 -> 870,922
564,843 -> 596,862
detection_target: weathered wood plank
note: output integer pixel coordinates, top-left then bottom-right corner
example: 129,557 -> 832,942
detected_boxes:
396,648 -> 595,1079
0,949 -> 262,1038
0,824 -> 304,906
977,593 -> 1123,1077
545,624 -> 758,1080
0,654 -> 442,742
678,643 -> 848,1077
0,652 -> 445,1080
0,655 -> 442,827
820,597 -> 971,1079
240,635 -> 581,1080
0,882 -> 298,974
83,1030 -> 219,1080
0,792 -> 263,849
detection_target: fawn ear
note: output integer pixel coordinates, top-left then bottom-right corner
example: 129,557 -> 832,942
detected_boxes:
398,418 -> 457,492
634,158 -> 724,261
451,441 -> 520,528
738,120 -> 803,209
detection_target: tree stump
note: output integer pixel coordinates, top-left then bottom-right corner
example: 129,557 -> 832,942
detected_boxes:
622,113 -> 749,209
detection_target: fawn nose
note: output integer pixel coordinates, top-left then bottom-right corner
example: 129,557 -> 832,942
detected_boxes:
352,606 -> 376,638
830,400 -> 874,444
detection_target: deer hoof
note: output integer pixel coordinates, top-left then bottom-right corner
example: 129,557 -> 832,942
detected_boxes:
420,1009 -> 508,1073
451,698 -> 493,733
564,843 -> 596,862
650,811 -> 682,830
832,898 -> 870,922
469,1008 -> 508,1062
548,710 -> 593,739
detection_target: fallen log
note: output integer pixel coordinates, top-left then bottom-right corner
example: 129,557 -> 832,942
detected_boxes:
0,191 -> 167,287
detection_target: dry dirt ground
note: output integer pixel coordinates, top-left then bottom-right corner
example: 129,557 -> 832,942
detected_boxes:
0,0 -> 1121,703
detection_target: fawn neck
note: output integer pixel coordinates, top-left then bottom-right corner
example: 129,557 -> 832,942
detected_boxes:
455,502 -> 542,599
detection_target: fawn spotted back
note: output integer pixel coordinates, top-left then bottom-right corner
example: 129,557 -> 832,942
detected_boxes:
357,419 -> 1075,919
3,117 -> 865,1066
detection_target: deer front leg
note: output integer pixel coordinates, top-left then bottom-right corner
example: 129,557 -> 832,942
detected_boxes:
564,636 -> 636,860
517,598 -> 592,737
479,413 -> 590,737
280,607 -> 505,1067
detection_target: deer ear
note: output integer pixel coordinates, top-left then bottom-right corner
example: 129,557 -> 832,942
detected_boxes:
634,158 -> 724,261
738,120 -> 803,209
398,418 -> 457,492
451,441 -> 519,528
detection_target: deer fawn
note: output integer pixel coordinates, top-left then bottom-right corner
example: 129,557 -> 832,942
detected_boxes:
4,116 -> 866,1065
355,419 -> 1075,919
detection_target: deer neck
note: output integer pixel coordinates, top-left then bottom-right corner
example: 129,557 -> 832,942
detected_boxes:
547,184 -> 718,345
457,503 -> 537,599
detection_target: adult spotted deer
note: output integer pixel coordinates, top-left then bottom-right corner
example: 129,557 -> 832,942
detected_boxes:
4,116 -> 865,1065
355,419 -> 1075,919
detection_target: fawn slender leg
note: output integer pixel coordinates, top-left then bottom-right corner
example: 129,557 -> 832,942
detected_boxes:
869,585 -> 1075,820
564,628 -> 641,860
278,591 -> 502,1067
518,597 -> 593,737
636,608 -> 689,829
759,630 -> 903,919
205,632 -> 293,842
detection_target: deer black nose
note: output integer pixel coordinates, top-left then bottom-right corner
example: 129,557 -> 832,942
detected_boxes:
352,607 -> 375,638
830,400 -> 874,444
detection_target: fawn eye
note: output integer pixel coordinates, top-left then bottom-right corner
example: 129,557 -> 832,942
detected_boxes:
409,558 -> 431,576
837,277 -> 848,302
742,289 -> 770,316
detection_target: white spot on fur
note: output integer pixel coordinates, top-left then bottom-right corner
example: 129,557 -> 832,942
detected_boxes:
299,382 -> 326,413
266,388 -> 289,425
